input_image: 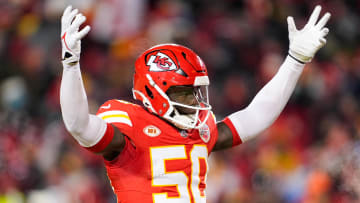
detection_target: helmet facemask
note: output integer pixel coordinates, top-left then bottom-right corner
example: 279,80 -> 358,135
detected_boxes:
134,74 -> 211,130
166,85 -> 211,129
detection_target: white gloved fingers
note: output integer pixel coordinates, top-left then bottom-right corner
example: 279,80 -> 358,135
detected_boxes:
319,37 -> 327,45
315,12 -> 331,29
62,5 -> 72,18
76,25 -> 91,40
61,6 -> 72,33
69,14 -> 86,32
61,8 -> 78,35
320,27 -> 329,37
287,16 -> 297,35
68,9 -> 79,23
288,5 -> 330,63
307,5 -> 322,27
62,8 -> 78,26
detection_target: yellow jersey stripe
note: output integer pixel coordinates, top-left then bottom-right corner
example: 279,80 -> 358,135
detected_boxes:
102,114 -> 130,120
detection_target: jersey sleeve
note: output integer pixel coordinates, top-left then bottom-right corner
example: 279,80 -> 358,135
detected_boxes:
222,117 -> 243,147
86,122 -> 115,153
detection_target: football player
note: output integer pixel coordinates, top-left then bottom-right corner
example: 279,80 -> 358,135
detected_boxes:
60,5 -> 330,203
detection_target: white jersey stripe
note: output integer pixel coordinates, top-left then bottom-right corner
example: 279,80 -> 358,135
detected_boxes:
102,117 -> 133,127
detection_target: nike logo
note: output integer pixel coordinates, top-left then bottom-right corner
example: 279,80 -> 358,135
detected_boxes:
100,104 -> 111,109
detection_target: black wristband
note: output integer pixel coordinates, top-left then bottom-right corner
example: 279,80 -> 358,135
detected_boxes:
288,53 -> 306,64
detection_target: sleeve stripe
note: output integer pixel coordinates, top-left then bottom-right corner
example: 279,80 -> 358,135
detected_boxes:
97,110 -> 133,126
102,114 -> 130,120
101,117 -> 133,127
97,110 -> 130,118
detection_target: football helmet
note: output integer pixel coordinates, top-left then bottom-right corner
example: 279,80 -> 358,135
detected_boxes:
133,44 -> 211,129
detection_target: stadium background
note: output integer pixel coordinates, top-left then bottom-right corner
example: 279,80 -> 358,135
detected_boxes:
1,0 -> 360,202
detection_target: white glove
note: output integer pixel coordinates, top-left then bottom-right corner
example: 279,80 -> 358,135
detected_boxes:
61,5 -> 91,66
288,5 -> 331,63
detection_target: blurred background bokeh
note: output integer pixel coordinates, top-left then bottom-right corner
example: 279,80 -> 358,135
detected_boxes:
1,0 -> 360,202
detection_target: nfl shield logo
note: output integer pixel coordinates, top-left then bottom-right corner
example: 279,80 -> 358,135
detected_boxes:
180,130 -> 188,138
199,124 -> 210,143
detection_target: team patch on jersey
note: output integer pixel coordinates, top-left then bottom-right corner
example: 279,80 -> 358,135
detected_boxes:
143,125 -> 161,137
199,124 -> 210,143
97,110 -> 132,127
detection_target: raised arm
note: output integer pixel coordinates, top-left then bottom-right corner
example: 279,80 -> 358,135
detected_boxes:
60,6 -> 124,160
214,5 -> 331,150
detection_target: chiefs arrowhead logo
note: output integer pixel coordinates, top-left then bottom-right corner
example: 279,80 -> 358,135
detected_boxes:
146,51 -> 178,72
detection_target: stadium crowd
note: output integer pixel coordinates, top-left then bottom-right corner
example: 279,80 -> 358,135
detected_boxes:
1,0 -> 360,202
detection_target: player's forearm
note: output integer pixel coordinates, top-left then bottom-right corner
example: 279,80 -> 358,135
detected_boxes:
226,55 -> 304,142
60,63 -> 89,134
60,63 -> 107,147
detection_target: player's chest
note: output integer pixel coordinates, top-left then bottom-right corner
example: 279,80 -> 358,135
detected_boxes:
131,121 -> 212,147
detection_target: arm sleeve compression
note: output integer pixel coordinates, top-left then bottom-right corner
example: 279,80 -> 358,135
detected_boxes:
60,62 -> 108,148
226,55 -> 305,143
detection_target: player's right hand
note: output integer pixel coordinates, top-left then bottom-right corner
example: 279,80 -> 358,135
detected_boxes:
61,5 -> 91,66
287,5 -> 331,63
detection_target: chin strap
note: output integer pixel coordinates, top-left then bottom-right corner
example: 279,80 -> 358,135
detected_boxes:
168,104 -> 211,130
170,109 -> 199,130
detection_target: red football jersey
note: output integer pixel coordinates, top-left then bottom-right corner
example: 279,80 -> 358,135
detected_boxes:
96,99 -> 219,203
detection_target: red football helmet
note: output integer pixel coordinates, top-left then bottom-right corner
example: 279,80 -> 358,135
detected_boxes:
133,44 -> 211,129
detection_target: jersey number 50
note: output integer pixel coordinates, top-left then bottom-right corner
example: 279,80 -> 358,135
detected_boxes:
150,145 -> 208,203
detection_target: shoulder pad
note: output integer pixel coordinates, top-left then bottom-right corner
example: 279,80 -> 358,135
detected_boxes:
96,100 -> 136,127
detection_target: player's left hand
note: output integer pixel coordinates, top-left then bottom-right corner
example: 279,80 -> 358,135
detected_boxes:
61,5 -> 91,66
287,5 -> 331,63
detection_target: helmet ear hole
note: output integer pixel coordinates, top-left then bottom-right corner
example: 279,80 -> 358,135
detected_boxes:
145,85 -> 154,99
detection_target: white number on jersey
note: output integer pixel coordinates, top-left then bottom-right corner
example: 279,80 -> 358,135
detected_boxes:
150,145 -> 208,203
